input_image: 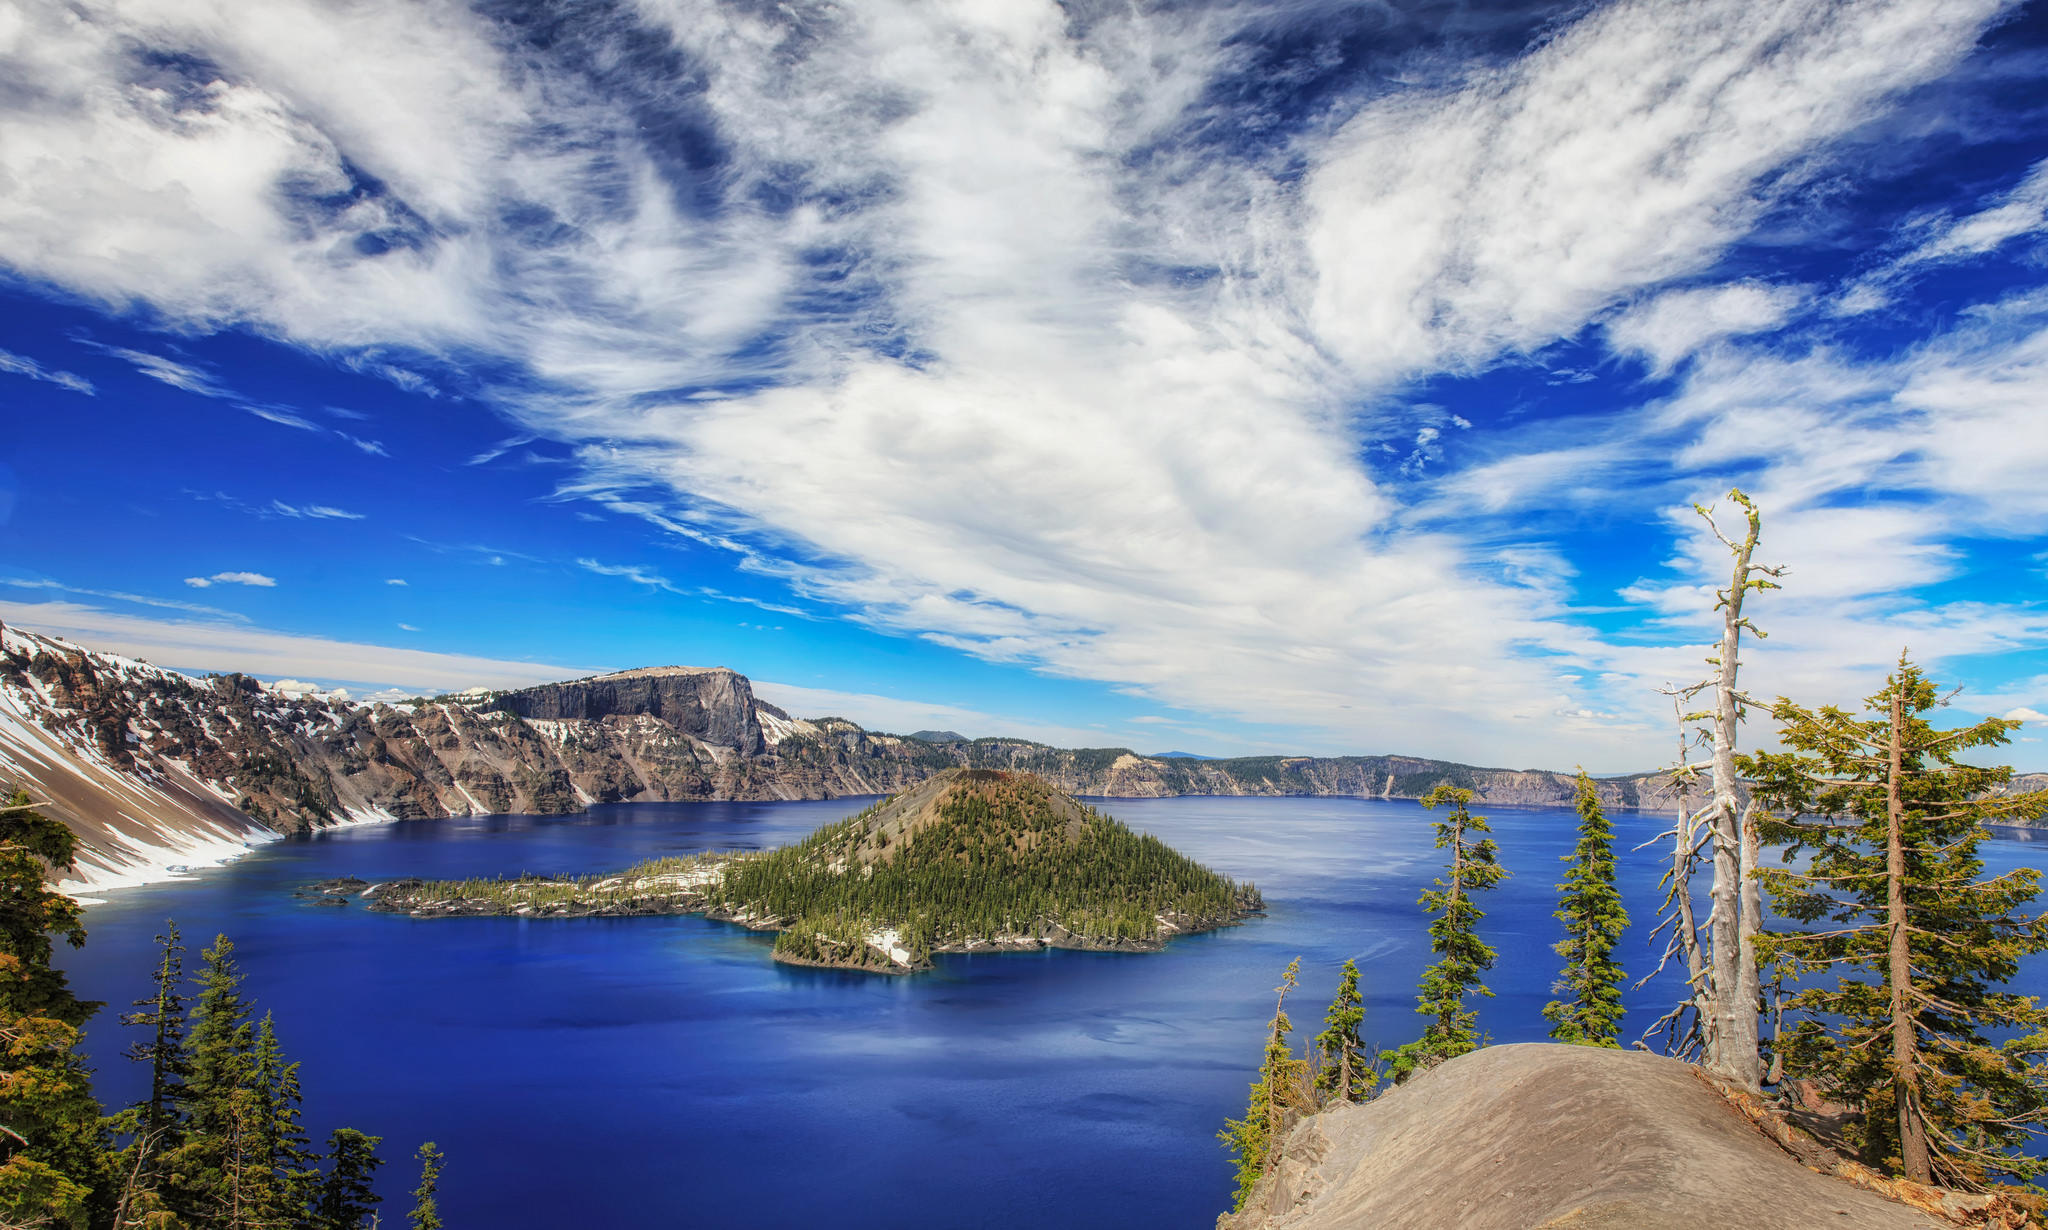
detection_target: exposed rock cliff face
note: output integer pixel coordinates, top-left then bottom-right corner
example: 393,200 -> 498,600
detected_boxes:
492,667 -> 766,755
1219,1044 -> 1953,1230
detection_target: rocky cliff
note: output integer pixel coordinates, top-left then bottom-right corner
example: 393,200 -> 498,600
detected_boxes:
1219,1044 -> 1994,1230
4,621 -> 2040,894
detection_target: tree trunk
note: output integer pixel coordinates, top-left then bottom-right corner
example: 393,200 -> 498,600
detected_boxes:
1737,799 -> 1763,1073
1706,516 -> 1763,1089
1887,685 -> 1931,1183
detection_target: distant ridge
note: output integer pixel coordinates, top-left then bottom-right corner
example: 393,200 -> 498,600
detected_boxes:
1151,751 -> 1217,760
3,622 -> 2041,895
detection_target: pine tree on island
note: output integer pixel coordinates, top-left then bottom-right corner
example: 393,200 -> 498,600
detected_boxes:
1313,959 -> 1374,1103
1747,655 -> 2048,1188
1386,784 -> 1505,1082
1543,771 -> 1630,1047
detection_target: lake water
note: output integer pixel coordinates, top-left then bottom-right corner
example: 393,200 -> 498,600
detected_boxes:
54,797 -> 2047,1228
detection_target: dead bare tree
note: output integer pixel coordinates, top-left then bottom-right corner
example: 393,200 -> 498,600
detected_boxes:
1635,489 -> 1782,1090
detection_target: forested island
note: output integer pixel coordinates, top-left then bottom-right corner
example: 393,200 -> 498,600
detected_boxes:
337,769 -> 1263,972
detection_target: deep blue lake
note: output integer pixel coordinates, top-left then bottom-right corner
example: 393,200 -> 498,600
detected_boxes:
54,797 -> 2047,1228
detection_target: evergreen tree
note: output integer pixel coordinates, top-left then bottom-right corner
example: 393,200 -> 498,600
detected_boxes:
0,788 -> 107,1229
1386,784 -> 1504,1082
1218,958 -> 1311,1213
1543,771 -> 1629,1047
1747,656 -> 2048,1188
118,923 -> 190,1137
164,934 -> 270,1226
251,1013 -> 317,1218
107,923 -> 191,1228
409,1141 -> 444,1230
1312,959 -> 1373,1103
313,1129 -> 384,1230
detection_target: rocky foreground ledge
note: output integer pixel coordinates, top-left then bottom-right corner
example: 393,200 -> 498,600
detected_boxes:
1222,1044 -> 2027,1230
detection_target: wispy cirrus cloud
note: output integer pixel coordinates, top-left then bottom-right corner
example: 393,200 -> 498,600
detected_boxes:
184,571 -> 276,589
0,347 -> 94,395
576,558 -> 680,594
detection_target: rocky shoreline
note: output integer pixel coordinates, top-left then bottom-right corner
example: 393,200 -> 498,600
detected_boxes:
295,872 -> 1262,972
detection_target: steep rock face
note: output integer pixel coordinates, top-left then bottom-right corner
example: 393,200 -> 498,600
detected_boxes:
1219,1044 -> 1948,1230
492,667 -> 766,755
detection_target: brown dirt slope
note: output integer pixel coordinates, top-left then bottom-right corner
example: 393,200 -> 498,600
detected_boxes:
1220,1043 -> 1950,1230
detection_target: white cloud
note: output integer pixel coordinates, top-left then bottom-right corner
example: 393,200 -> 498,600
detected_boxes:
0,600 -> 590,693
1607,282 -> 1808,373
386,578 -> 407,586
0,0 -> 2025,767
2006,707 -> 2048,724
85,344 -> 229,397
0,347 -> 94,394
1303,0 -> 2002,384
270,500 -> 363,520
753,680 -> 1159,751
184,571 -> 276,588
577,558 -> 679,594
0,576 -> 247,621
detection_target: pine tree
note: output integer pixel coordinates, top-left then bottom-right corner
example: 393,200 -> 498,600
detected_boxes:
409,1141 -> 444,1230
1544,771 -> 1629,1047
1313,959 -> 1373,1103
0,788 -> 107,1229
251,1013 -> 317,1219
1386,784 -> 1504,1082
1747,657 -> 2048,1189
122,923 -> 189,1140
108,922 -> 191,1227
1218,958 -> 1312,1213
313,1129 -> 384,1230
165,934 -> 268,1226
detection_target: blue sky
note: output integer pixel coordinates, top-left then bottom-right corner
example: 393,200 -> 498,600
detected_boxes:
3,0 -> 2047,770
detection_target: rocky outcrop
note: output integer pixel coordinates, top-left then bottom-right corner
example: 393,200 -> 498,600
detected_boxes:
1220,1044 -> 1961,1230
491,667 -> 766,755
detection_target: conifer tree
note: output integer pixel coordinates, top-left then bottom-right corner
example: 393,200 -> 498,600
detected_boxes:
1544,771 -> 1629,1047
1218,958 -> 1311,1213
409,1141 -> 444,1230
165,934 -> 273,1226
0,789 -> 107,1229
314,1129 -> 384,1230
251,1013 -> 318,1218
1747,656 -> 2048,1188
1313,959 -> 1373,1103
119,924 -> 189,1139
1386,785 -> 1504,1082
108,923 -> 191,1227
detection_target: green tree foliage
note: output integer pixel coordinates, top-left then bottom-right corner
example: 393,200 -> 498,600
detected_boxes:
106,924 -> 189,1227
1313,959 -> 1374,1103
1543,771 -> 1629,1047
409,1142 -> 444,1230
713,772 -> 1259,959
1386,785 -> 1505,1082
1747,656 -> 2048,1188
313,1129 -> 384,1230
1219,959 -> 1312,1213
0,789 -> 105,1229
